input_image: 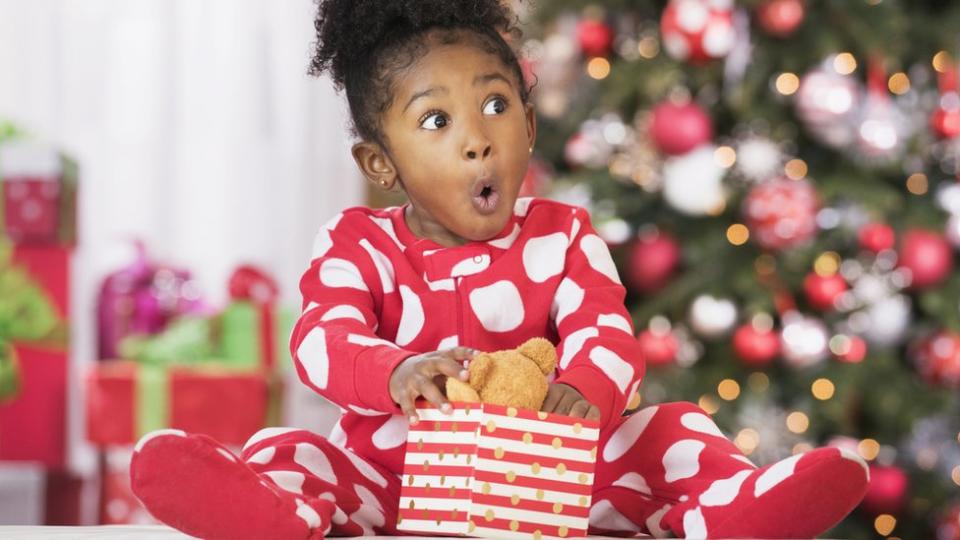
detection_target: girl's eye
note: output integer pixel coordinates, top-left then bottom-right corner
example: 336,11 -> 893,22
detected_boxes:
483,97 -> 507,115
420,112 -> 448,130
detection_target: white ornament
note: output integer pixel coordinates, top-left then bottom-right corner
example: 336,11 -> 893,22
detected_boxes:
780,312 -> 829,368
662,145 -> 728,216
688,295 -> 738,338
863,294 -> 911,347
947,215 -> 960,248
936,182 -> 960,215
795,65 -> 862,149
735,136 -> 783,182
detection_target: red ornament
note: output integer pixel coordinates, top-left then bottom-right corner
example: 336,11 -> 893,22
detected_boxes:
732,323 -> 781,367
627,231 -> 681,293
742,177 -> 820,251
936,503 -> 960,540
860,465 -> 909,516
932,65 -> 960,139
649,100 -> 713,156
755,0 -> 805,38
638,329 -> 680,366
803,272 -> 848,311
931,104 -> 960,139
660,0 -> 735,64
898,229 -> 954,290
858,222 -> 896,253
576,19 -> 614,58
833,335 -> 867,363
911,331 -> 960,389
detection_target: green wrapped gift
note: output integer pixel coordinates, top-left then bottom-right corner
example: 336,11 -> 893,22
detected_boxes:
219,301 -> 294,371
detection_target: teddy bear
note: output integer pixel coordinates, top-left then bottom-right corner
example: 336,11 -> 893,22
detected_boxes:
445,337 -> 557,411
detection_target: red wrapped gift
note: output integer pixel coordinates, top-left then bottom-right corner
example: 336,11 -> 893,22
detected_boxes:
85,360 -> 278,446
0,141 -> 77,246
0,344 -> 68,468
397,403 -> 600,540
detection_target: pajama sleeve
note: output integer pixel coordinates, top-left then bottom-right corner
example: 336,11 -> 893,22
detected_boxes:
550,207 -> 646,430
290,212 -> 415,414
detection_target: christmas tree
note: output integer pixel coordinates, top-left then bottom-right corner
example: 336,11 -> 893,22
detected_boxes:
518,1 -> 960,538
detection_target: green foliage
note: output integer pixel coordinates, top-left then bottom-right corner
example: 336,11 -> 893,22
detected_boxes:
528,2 -> 960,538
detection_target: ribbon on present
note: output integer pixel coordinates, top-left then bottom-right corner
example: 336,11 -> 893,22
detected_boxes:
88,359 -> 273,446
227,265 -> 279,371
0,340 -> 20,402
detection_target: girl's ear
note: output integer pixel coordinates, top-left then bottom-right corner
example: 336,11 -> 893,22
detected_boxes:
524,102 -> 537,153
352,141 -> 399,191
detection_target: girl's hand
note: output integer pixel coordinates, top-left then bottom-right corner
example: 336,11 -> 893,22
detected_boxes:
541,383 -> 601,421
389,347 -> 475,424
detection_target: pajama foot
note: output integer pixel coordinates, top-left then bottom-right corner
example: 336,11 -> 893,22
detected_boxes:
670,447 -> 869,539
130,429 -> 333,540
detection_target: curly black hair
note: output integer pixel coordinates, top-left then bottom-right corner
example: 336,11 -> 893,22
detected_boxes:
309,0 -> 531,147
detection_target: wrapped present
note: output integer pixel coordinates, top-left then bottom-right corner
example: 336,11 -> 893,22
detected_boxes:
96,243 -> 207,360
0,344 -> 68,467
0,244 -> 70,467
85,360 -> 279,446
0,140 -> 78,246
397,403 -> 600,540
222,265 -> 293,371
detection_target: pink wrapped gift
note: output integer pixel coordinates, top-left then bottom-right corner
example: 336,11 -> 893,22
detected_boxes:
397,402 -> 600,540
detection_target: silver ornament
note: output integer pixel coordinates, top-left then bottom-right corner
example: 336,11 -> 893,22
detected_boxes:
688,294 -> 738,338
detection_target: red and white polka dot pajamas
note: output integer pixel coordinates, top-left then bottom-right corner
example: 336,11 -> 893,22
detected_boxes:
131,198 -> 869,539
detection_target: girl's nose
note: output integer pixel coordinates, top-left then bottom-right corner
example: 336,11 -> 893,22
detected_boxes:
464,137 -> 493,160
465,144 -> 492,160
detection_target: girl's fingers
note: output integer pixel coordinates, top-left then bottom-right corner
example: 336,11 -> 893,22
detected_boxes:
399,388 -> 420,425
556,392 -> 581,416
418,379 -> 452,414
540,385 -> 563,413
586,405 -> 601,421
431,356 -> 469,381
569,400 -> 592,419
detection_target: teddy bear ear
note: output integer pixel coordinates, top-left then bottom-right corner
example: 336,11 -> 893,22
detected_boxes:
517,338 -> 557,375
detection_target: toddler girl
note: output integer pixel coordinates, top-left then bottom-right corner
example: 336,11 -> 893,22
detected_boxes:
131,1 -> 869,538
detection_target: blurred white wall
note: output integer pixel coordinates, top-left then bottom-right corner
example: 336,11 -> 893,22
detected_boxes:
0,0 -> 357,491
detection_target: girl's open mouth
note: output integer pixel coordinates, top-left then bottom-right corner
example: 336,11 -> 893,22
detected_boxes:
471,180 -> 500,215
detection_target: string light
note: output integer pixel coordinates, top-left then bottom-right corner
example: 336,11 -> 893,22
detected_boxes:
786,411 -> 810,433
698,395 -> 720,414
785,158 -> 808,179
718,379 -> 741,400
906,173 -> 928,195
874,514 -> 896,536
735,429 -> 760,454
587,57 -> 611,79
933,51 -> 952,73
833,53 -> 857,75
715,146 -> 737,168
775,72 -> 800,95
814,252 -> 841,276
888,72 -> 910,95
812,378 -> 835,400
726,224 -> 750,246
792,442 -> 814,454
638,36 -> 660,59
858,438 -> 881,461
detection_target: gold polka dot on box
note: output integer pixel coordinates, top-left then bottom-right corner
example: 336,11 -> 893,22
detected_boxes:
397,402 -> 600,540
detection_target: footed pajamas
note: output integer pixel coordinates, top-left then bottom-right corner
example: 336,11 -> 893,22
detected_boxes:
132,198 -> 868,539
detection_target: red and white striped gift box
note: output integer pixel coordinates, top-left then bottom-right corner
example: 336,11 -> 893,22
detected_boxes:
398,402 -> 600,540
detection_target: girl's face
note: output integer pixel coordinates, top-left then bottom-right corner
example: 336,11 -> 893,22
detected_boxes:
352,36 -> 536,247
